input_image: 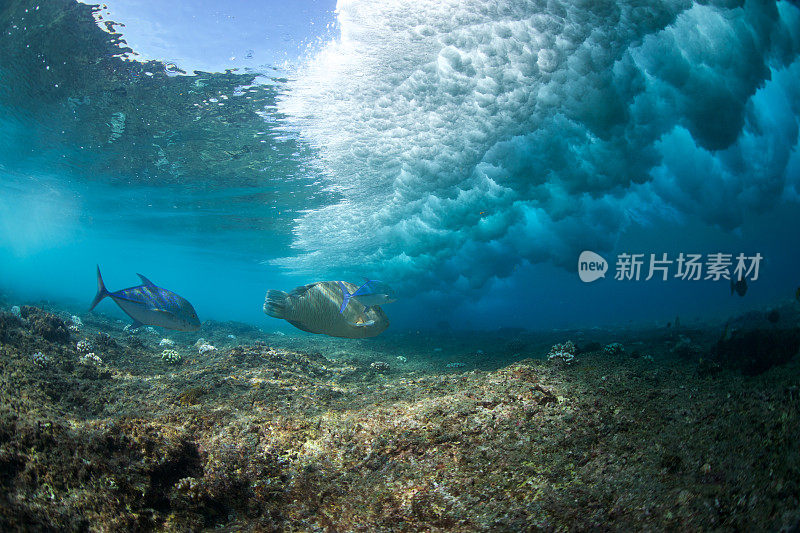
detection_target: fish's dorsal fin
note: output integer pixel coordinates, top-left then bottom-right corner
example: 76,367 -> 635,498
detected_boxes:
137,273 -> 157,287
352,280 -> 372,296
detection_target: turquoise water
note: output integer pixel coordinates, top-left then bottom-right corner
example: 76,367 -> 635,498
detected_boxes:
1,0 -> 800,333
3,2 -> 800,530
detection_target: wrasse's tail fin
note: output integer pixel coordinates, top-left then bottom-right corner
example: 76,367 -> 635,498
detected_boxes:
89,265 -> 109,311
264,290 -> 289,319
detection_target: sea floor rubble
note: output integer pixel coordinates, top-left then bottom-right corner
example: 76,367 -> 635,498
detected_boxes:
1,302 -> 799,531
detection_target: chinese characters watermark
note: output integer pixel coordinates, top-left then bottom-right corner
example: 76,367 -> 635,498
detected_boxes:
579,251 -> 762,283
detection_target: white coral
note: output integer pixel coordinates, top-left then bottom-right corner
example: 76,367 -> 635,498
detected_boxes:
32,351 -> 49,367
198,344 -> 217,355
370,361 -> 390,372
547,341 -> 577,364
79,353 -> 103,366
161,349 -> 182,364
603,343 -> 624,356
76,340 -> 93,354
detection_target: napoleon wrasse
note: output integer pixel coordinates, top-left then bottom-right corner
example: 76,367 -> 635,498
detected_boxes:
264,281 -> 389,338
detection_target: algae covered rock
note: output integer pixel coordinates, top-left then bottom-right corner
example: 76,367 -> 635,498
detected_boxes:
0,311 -> 23,343
21,306 -> 70,344
711,328 -> 800,375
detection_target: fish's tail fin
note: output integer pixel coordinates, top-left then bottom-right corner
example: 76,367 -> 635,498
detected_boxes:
264,290 -> 289,319
89,265 -> 109,311
337,281 -> 352,313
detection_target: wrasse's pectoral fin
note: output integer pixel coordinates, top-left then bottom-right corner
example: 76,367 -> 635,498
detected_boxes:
337,281 -> 352,313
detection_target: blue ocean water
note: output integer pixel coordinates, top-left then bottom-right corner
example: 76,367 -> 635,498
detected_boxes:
4,3 -> 800,530
1,0 -> 799,334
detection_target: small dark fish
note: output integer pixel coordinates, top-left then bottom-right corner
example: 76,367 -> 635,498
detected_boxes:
796,287 -> 800,303
731,276 -> 747,297
89,266 -> 201,331
766,309 -> 780,324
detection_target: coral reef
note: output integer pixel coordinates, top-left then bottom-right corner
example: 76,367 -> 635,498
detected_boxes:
548,340 -> 577,364
671,335 -> 701,360
603,342 -> 625,356
197,344 -> 217,355
21,306 -> 70,344
31,351 -> 49,368
76,340 -> 93,354
161,349 -> 182,365
78,353 -> 103,366
0,302 -> 799,531
370,361 -> 390,372
712,328 -> 800,376
0,311 -> 23,343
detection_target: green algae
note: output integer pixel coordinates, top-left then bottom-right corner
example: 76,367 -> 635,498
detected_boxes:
1,300 -> 800,531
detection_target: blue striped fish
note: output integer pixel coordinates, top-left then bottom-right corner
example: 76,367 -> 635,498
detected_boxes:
89,266 -> 201,332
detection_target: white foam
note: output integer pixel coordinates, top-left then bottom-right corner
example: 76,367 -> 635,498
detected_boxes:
277,0 -> 800,290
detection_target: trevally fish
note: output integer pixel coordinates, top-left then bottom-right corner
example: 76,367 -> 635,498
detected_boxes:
337,279 -> 396,313
265,281 -> 389,338
89,266 -> 201,332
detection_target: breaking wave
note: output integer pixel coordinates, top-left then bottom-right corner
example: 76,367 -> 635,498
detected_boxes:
278,0 -> 800,293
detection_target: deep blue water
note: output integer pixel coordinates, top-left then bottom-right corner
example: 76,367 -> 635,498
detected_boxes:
1,0 -> 799,334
